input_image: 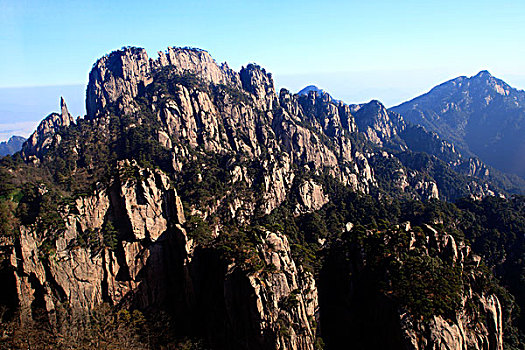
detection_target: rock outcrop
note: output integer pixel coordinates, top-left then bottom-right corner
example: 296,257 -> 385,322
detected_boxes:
247,232 -> 318,350
81,46 -> 507,204
1,46 -> 514,349
203,231 -> 319,350
5,159 -> 319,349
352,100 -> 406,147
10,162 -> 188,316
21,97 -> 74,161
86,47 -> 241,119
320,223 -> 504,350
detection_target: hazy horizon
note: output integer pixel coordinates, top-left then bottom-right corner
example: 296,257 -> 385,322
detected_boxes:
0,84 -> 85,141
2,0 -> 524,141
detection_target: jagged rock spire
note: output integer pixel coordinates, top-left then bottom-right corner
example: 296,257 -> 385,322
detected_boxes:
21,98 -> 75,161
60,96 -> 70,119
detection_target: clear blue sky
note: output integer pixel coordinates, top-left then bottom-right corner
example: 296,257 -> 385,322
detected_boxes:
1,0 -> 524,139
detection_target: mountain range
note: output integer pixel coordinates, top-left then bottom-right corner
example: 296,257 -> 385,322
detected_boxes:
392,70 -> 525,179
0,46 -> 524,349
3,70 -> 524,187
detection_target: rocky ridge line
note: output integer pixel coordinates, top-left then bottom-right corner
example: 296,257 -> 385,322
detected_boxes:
1,46 -> 513,349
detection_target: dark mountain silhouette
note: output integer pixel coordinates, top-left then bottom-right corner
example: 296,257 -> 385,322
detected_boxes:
0,135 -> 26,156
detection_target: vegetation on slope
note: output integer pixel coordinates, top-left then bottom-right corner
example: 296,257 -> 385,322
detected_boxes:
1,66 -> 525,349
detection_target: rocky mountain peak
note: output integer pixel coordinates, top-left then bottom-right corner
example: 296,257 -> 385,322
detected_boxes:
2,44 -> 521,349
298,85 -> 324,96
364,99 -> 385,111
239,63 -> 276,108
353,99 -> 406,145
60,96 -> 70,118
392,70 -> 525,179
86,46 -> 254,119
156,46 -> 240,86
86,47 -> 152,118
22,98 -> 75,161
474,70 -> 492,78
470,70 -> 512,97
297,85 -> 338,103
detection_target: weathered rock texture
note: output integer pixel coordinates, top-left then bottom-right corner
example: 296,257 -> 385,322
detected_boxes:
320,223 -> 504,350
22,97 -> 74,161
82,46 -> 503,203
6,160 -> 319,349
2,46 -> 511,350
11,163 -> 188,315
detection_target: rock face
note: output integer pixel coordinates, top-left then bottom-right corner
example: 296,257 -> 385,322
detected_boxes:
86,47 -> 241,119
82,46 -> 507,202
401,303 -> 503,350
352,100 -> 406,147
21,97 -> 74,161
200,231 -> 319,350
10,162 -> 188,315
295,180 -> 329,214
392,70 -> 525,179
249,232 -> 318,350
399,227 -> 503,350
320,223 -> 504,350
5,159 -> 318,349
1,46 -> 512,349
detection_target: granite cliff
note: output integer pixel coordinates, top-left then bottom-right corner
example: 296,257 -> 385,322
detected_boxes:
0,46 -> 521,349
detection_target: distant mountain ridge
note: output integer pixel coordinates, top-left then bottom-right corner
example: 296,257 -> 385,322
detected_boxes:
391,70 -> 525,178
0,135 -> 26,156
297,85 -> 328,96
297,85 -> 341,103
295,86 -> 525,195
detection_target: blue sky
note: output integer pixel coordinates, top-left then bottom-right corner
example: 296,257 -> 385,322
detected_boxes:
1,0 -> 524,139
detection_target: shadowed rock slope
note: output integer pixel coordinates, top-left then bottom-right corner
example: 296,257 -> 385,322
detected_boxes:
0,136 -> 26,157
392,71 -> 525,180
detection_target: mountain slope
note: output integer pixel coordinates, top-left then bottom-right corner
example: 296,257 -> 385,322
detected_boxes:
0,46 -> 523,349
0,136 -> 26,157
392,71 -> 525,178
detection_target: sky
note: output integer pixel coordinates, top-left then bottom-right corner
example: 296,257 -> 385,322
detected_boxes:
1,0 -> 524,140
